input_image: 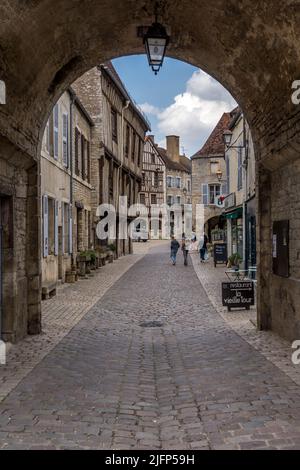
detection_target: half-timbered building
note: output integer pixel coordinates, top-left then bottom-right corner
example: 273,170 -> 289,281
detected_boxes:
140,135 -> 166,238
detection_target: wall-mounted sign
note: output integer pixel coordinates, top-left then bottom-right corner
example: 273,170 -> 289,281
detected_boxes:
214,243 -> 227,267
222,281 -> 255,311
224,193 -> 236,210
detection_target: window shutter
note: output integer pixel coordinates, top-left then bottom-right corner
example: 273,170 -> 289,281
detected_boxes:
43,195 -> 49,258
221,183 -> 227,196
62,113 -> 69,167
69,205 -> 73,254
202,184 -> 208,205
87,140 -> 90,183
54,200 -> 59,256
81,135 -> 85,179
54,104 -> 59,160
238,149 -> 243,191
62,203 -> 65,255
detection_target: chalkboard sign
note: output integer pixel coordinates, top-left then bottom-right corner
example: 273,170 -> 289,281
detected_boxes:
222,281 -> 255,311
214,243 -> 227,267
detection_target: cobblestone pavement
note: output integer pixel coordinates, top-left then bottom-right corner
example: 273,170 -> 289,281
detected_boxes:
1,244 -> 300,449
191,254 -> 300,387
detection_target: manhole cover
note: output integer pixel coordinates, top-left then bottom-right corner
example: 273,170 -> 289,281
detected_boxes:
140,321 -> 164,328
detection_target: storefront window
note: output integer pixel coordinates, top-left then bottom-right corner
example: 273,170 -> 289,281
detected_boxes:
231,218 -> 243,259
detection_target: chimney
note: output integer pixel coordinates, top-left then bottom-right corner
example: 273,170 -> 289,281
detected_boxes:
166,135 -> 180,163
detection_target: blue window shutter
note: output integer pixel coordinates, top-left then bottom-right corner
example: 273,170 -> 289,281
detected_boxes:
43,195 -> 48,258
69,205 -> 73,254
62,113 -> 69,167
54,104 -> 59,160
54,200 -> 59,256
61,203 -> 65,255
202,184 -> 208,205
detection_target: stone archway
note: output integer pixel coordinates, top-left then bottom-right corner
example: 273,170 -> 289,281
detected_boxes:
0,0 -> 300,341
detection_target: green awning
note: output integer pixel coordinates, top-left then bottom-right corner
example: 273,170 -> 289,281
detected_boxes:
225,208 -> 243,220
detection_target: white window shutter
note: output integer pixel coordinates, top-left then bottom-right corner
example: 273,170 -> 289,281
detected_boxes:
69,205 -> 73,254
43,195 -> 49,258
54,104 -> 59,160
62,113 -> 69,167
202,184 -> 208,205
54,200 -> 59,256
61,203 -> 65,255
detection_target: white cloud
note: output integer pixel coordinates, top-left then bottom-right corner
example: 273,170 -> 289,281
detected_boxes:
139,102 -> 161,115
140,70 -> 237,156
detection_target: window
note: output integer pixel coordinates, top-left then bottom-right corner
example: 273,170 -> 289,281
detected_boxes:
63,203 -> 70,254
53,104 -> 59,159
151,153 -> 155,164
202,184 -> 208,205
125,124 -> 130,158
154,171 -> 159,188
187,180 -> 191,192
62,113 -> 69,167
111,108 -> 118,143
176,177 -> 181,189
167,195 -> 173,206
238,148 -> 243,191
176,196 -> 181,204
167,176 -> 172,188
142,172 -> 146,186
132,131 -> 136,161
209,184 -> 221,205
48,198 -> 55,255
151,194 -> 157,205
140,193 -> 146,205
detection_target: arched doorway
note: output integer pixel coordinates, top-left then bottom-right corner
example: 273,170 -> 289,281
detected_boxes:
0,0 -> 300,341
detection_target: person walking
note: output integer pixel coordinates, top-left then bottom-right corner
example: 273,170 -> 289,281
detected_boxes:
170,235 -> 180,265
199,232 -> 208,263
181,234 -> 190,266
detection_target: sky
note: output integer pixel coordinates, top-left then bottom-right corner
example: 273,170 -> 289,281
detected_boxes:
112,55 -> 237,158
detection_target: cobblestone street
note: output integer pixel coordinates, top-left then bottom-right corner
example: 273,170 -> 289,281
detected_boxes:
1,243 -> 300,450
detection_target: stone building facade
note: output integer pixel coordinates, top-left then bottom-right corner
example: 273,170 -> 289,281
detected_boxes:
139,135 -> 166,239
191,113 -> 230,239
72,63 -> 150,257
157,136 -> 192,237
41,89 -> 94,288
224,108 -> 256,271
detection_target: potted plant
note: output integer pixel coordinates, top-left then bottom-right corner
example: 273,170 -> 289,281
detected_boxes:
227,253 -> 242,270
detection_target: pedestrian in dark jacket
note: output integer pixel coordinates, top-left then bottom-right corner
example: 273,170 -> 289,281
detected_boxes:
170,236 -> 180,265
199,233 -> 208,262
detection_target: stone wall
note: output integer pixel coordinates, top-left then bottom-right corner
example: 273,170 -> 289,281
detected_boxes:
268,158 -> 300,340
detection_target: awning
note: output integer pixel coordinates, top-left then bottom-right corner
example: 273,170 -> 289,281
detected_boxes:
225,207 -> 243,220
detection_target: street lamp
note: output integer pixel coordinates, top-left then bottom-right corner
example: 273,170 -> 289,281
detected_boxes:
223,130 -> 233,147
216,169 -> 223,182
138,4 -> 170,75
223,114 -> 247,149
